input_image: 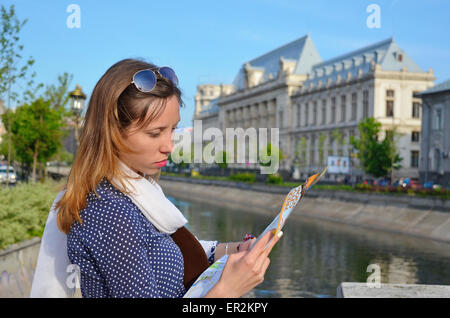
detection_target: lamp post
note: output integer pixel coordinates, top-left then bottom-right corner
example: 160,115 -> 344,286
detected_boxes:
69,84 -> 86,154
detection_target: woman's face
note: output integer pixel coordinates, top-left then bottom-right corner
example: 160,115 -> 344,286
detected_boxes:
120,95 -> 180,176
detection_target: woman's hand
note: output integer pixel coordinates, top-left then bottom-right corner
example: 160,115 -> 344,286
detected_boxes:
237,238 -> 255,252
207,230 -> 283,298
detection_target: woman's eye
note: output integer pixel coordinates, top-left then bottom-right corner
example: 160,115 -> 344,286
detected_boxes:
148,132 -> 160,137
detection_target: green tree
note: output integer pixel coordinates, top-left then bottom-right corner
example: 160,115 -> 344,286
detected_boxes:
3,97 -> 66,182
350,117 -> 402,178
168,143 -> 194,171
0,4 -> 37,185
294,136 -> 307,174
332,129 -> 346,156
259,143 -> 284,167
0,131 -> 16,161
44,72 -> 74,112
318,132 -> 326,166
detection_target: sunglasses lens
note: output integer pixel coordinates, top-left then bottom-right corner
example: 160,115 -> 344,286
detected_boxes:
159,67 -> 179,86
133,70 -> 156,92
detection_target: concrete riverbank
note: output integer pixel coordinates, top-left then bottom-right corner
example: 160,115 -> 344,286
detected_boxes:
159,176 -> 450,244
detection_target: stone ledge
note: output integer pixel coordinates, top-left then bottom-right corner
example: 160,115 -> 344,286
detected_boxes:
160,175 -> 449,212
0,237 -> 41,257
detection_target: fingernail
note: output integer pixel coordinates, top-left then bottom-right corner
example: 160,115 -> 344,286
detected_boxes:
277,231 -> 283,238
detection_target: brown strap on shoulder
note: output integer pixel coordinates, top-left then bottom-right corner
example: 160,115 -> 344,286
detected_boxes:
170,226 -> 211,290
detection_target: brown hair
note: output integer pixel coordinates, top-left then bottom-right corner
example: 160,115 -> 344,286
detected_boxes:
56,58 -> 183,234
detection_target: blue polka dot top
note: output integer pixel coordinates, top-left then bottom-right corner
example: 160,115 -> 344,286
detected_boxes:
67,178 -> 212,298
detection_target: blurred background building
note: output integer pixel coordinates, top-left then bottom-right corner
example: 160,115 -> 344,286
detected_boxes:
417,79 -> 450,186
194,35 -> 436,182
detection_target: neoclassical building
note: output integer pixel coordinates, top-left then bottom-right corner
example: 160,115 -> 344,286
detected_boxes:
417,79 -> 450,186
291,37 -> 434,180
194,35 -> 435,180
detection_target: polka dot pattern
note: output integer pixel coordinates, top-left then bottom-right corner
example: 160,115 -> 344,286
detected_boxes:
67,178 -> 186,298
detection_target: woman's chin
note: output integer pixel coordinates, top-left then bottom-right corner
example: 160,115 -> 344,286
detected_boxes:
146,167 -> 161,175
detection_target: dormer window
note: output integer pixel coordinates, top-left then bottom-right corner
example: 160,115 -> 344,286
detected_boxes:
398,53 -> 403,62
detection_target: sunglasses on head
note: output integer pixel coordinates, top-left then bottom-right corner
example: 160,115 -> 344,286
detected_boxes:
131,67 -> 179,93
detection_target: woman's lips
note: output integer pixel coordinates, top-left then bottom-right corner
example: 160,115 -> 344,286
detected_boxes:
154,160 -> 167,167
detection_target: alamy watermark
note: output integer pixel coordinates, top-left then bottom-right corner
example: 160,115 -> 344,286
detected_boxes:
66,4 -> 81,29
366,4 -> 381,29
171,121 -> 281,174
66,264 -> 81,292
366,264 -> 381,288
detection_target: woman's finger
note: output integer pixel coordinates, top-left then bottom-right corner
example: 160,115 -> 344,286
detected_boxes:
247,230 -> 274,259
262,231 -> 283,256
261,257 -> 271,274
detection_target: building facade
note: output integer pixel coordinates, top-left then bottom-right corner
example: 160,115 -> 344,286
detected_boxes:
290,38 -> 434,180
194,35 -> 435,180
417,79 -> 450,187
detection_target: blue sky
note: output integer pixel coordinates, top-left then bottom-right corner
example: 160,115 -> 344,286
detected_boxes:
2,0 -> 450,128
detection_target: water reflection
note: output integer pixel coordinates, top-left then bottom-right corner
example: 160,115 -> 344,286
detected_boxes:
168,196 -> 450,298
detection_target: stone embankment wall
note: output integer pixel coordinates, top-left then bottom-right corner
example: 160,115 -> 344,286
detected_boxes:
159,176 -> 450,244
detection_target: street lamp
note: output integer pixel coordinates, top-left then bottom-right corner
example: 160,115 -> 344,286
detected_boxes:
69,84 -> 86,152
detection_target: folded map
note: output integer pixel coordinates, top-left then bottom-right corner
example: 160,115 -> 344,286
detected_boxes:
184,166 -> 328,298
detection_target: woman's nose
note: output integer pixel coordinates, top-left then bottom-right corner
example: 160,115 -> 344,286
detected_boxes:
160,131 -> 175,154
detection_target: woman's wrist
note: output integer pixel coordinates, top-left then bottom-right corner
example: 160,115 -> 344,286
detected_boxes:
214,242 -> 241,261
204,279 -> 228,298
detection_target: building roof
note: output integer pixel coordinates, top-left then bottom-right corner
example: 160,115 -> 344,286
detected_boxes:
232,34 -> 322,90
198,97 -> 220,117
417,78 -> 450,96
303,37 -> 426,88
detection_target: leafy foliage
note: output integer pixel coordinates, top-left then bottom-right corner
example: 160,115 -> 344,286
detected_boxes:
266,174 -> 283,185
0,180 -> 64,250
1,98 -> 67,181
259,143 -> 284,167
229,172 -> 256,183
350,118 -> 402,178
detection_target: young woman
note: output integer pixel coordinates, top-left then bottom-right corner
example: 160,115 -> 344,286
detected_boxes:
38,58 -> 281,298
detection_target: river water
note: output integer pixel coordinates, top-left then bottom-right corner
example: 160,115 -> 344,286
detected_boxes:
168,195 -> 450,298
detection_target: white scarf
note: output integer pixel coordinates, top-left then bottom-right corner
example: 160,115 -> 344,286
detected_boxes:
29,161 -> 188,298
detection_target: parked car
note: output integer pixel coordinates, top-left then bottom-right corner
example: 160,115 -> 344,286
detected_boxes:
374,178 -> 391,186
402,178 -> 421,189
423,182 -> 442,190
363,178 -> 375,186
423,181 -> 434,189
0,165 -> 17,184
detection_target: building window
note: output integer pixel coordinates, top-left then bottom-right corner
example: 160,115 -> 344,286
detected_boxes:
434,149 -> 441,171
412,102 -> 421,118
313,101 -> 317,125
331,97 -> 336,123
386,101 -> 394,117
297,104 -> 301,127
328,133 -> 334,156
279,110 -> 284,128
310,135 -> 316,165
341,95 -> 347,122
411,151 -> 419,168
304,103 -> 309,126
351,92 -> 357,120
411,131 -> 420,142
434,108 -> 443,130
321,99 -> 326,125
412,92 -> 421,119
386,89 -> 394,117
363,90 -> 369,118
